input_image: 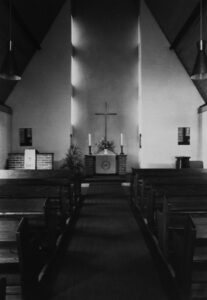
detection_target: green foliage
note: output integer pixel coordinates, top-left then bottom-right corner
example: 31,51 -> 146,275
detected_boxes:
95,138 -> 116,153
62,144 -> 84,175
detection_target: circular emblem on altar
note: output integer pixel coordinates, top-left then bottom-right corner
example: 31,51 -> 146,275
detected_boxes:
101,160 -> 111,170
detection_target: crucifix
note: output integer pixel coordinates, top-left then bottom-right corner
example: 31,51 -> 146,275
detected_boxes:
95,102 -> 117,143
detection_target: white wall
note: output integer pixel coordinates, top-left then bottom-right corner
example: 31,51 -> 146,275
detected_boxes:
0,110 -> 11,168
7,1 -> 71,168
198,110 -> 207,168
140,0 -> 203,168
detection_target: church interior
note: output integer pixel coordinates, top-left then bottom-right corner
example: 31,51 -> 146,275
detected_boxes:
0,0 -> 207,299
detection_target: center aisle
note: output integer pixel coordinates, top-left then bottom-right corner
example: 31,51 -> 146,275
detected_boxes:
50,182 -> 168,300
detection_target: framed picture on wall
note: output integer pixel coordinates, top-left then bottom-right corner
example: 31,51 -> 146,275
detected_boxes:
178,127 -> 190,145
19,128 -> 32,146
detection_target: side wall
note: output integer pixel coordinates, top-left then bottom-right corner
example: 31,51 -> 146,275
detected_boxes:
0,109 -> 11,168
140,1 -> 203,168
7,1 -> 71,168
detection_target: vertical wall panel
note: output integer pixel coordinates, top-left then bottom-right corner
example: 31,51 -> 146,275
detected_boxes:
72,0 -> 139,170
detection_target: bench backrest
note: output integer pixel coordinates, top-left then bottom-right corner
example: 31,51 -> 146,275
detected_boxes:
0,278 -> 6,300
16,218 -> 46,299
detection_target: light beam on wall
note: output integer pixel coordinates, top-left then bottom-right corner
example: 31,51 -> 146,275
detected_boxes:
71,96 -> 79,127
71,56 -> 82,87
71,16 -> 83,130
71,16 -> 82,96
138,15 -> 143,166
71,96 -> 75,126
71,16 -> 82,48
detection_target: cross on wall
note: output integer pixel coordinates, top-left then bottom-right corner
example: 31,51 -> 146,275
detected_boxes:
95,102 -> 117,142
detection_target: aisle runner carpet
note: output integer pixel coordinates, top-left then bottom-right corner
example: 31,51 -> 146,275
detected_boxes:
50,182 -> 167,300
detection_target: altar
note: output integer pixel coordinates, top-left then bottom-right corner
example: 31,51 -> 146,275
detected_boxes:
95,149 -> 116,174
85,153 -> 127,176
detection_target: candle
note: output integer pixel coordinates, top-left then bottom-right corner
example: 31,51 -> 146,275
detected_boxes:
88,133 -> 91,146
121,133 -> 123,146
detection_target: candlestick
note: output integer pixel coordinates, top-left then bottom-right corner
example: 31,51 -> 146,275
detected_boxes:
88,133 -> 91,146
120,133 -> 123,146
120,145 -> 124,155
89,145 -> 92,155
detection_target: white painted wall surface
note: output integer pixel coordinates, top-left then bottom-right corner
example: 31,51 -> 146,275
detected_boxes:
0,111 -> 11,168
198,111 -> 207,168
7,1 -> 71,168
140,0 -> 203,168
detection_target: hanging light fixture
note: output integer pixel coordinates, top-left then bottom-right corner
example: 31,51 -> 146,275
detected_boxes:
191,0 -> 207,80
0,0 -> 21,81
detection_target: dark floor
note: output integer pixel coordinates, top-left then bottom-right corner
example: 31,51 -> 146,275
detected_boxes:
49,182 -> 168,300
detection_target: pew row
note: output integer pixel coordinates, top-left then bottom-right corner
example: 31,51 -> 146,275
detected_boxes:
0,216 -> 56,300
0,196 -> 59,300
130,168 -> 207,300
0,171 -> 83,299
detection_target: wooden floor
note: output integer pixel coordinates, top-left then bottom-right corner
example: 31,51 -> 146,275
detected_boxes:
49,182 -> 168,300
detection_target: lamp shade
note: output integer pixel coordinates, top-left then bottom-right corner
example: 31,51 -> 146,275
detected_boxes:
191,40 -> 207,80
0,43 -> 21,81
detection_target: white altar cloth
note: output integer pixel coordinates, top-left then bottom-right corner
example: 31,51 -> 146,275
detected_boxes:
95,149 -> 116,174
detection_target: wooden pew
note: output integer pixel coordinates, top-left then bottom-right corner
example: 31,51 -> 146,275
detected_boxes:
135,172 -> 207,209
0,218 -> 19,272
130,168 -> 207,233
157,195 -> 207,256
0,172 -> 81,299
16,217 -> 50,300
0,196 -> 59,299
0,170 -> 82,210
0,277 -> 6,300
0,277 -> 21,300
131,168 -> 207,182
171,215 -> 207,300
0,198 -> 60,299
130,169 -> 207,234
0,218 -> 21,300
130,168 -> 207,207
144,179 -> 207,228
0,178 -> 72,227
131,168 -> 207,299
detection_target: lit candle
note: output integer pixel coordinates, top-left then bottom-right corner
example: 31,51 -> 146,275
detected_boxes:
121,133 -> 123,146
88,133 -> 91,146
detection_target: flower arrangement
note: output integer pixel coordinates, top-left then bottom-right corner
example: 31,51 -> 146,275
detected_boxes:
95,138 -> 116,153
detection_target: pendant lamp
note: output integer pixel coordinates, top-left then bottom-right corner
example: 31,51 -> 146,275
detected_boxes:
191,0 -> 207,80
0,0 -> 21,81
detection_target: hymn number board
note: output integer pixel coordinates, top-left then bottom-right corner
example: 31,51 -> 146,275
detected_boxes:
178,127 -> 190,145
19,128 -> 32,146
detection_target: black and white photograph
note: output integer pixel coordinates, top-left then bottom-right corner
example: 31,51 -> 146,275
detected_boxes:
0,0 -> 206,299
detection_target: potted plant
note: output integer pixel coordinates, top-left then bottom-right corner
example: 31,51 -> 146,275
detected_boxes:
62,144 -> 84,177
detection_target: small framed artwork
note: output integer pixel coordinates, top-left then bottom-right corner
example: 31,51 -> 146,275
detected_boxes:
19,128 -> 32,146
178,127 -> 190,145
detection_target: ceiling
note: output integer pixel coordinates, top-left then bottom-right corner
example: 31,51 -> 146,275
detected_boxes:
0,0 -> 206,107
145,0 -> 207,105
0,0 -> 66,105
